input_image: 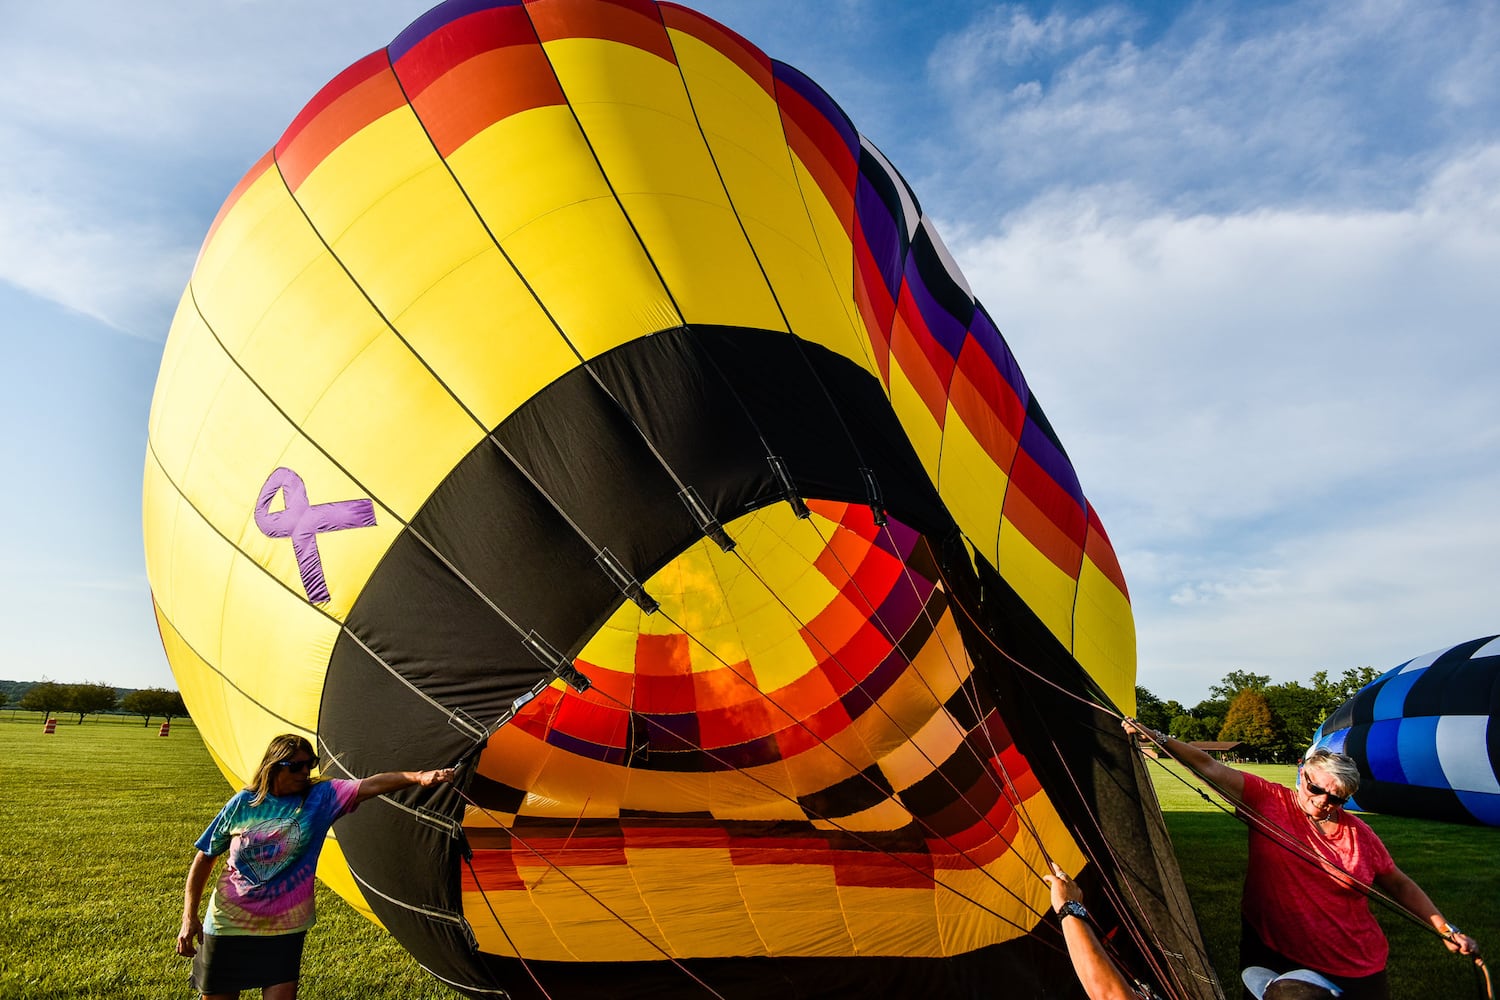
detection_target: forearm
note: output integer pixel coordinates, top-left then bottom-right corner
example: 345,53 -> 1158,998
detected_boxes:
182,851 -> 214,920
1385,872 -> 1445,928
1130,722 -> 1243,798
355,766 -> 454,803
1061,918 -> 1135,1000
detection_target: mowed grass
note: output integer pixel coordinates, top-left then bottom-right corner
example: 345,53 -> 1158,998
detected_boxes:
0,715 -> 453,1000
1,717 -> 1494,999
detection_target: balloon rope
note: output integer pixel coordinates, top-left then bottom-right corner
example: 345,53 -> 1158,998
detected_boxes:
928,565 -> 1219,998
459,853 -> 560,1000
855,524 -> 1197,998
453,788 -> 731,1000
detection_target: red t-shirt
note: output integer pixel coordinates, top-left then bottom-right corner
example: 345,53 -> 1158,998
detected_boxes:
1239,772 -> 1395,977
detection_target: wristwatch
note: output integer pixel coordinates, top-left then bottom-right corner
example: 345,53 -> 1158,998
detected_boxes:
1056,900 -> 1089,922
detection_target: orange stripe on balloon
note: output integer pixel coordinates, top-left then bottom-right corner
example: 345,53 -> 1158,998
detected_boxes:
527,0 -> 677,64
659,3 -> 775,97
276,53 -> 407,192
1084,503 -> 1129,598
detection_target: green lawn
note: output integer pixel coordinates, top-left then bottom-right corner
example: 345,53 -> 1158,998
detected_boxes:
1,717 -> 1493,998
0,714 -> 451,1000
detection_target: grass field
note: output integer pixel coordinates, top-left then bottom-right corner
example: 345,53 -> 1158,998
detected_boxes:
1,715 -> 1494,998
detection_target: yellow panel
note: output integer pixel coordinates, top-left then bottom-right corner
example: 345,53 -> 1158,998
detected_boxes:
901,608 -> 973,709
937,410 -> 1007,571
997,520 -> 1077,649
501,195 -> 681,357
549,39 -> 783,331
518,861 -> 664,960
877,700 -> 968,793
838,885 -> 938,955
887,362 -> 943,483
788,157 -> 877,376
391,246 -> 579,430
452,106 -> 675,356
294,326 -> 481,517
670,29 -> 868,363
629,847 -> 764,957
191,172 -> 328,358
1073,556 -> 1137,713
147,315 -> 235,488
217,557 -> 339,728
294,109 -> 431,245
735,863 -> 855,955
155,599 -> 316,785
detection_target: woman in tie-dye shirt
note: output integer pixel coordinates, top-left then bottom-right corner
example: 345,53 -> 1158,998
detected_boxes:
176,734 -> 454,999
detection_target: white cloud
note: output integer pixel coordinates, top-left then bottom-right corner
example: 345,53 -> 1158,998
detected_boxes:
925,0 -> 1500,214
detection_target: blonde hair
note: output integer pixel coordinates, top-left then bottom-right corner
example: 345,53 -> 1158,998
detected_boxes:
1302,747 -> 1361,796
247,733 -> 318,805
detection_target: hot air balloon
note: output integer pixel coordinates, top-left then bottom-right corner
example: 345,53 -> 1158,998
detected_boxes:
1312,635 -> 1500,827
144,1 -> 1215,996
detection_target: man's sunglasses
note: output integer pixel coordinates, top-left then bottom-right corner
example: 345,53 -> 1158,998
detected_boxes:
1303,778 -> 1347,805
276,759 -> 315,774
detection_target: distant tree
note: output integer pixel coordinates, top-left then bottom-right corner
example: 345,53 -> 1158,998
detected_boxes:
1209,670 -> 1272,701
1171,714 -> 1216,741
1220,689 -> 1276,758
0,690 -> 7,711
65,681 -> 117,724
18,681 -> 70,722
1309,666 -> 1382,717
122,688 -> 175,726
1135,686 -> 1170,732
1262,681 -> 1326,762
164,690 -> 187,721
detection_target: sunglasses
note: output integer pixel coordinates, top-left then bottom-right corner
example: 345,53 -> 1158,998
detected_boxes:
276,758 -> 315,774
1303,778 -> 1347,806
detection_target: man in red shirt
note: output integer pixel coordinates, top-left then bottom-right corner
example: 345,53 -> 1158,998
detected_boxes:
1122,720 -> 1478,1000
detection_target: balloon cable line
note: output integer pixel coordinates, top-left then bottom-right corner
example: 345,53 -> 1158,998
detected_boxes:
460,852 -> 561,1000
856,521 -> 1194,997
928,559 -> 1221,997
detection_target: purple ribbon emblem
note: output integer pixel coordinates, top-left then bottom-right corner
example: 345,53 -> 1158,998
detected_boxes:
254,467 -> 376,604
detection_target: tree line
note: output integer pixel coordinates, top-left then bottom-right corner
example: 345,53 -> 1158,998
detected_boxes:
1135,666 -> 1381,763
4,681 -> 187,727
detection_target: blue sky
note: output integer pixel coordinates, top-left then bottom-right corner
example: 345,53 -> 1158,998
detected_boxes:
3,0 -> 1497,703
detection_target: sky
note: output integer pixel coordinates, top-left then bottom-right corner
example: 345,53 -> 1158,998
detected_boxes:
2,0 -> 1497,704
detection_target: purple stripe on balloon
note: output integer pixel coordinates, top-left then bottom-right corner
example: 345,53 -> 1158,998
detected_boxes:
388,0 -> 523,63
968,307 -> 1029,407
902,254 -> 968,360
255,467 -> 377,604
855,178 -> 905,299
771,60 -> 859,160
1019,418 -> 1085,507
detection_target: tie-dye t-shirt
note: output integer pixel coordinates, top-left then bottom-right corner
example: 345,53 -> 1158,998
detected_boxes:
196,778 -> 361,935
